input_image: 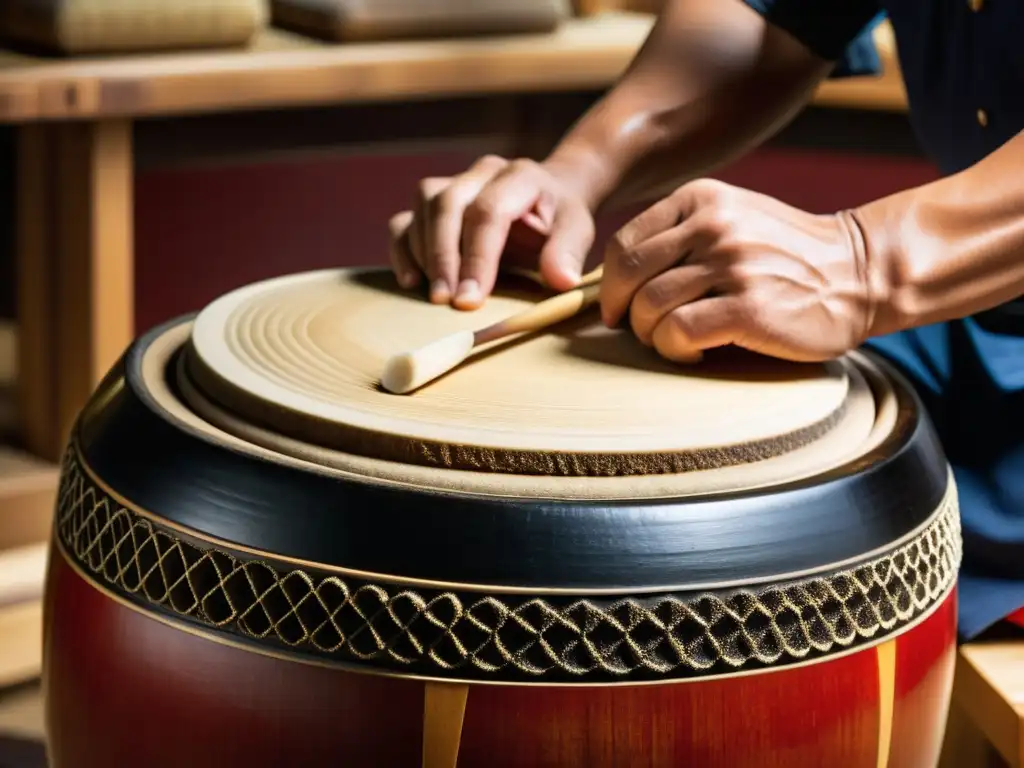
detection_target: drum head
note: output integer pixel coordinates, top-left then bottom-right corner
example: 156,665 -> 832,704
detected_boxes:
185,269 -> 857,477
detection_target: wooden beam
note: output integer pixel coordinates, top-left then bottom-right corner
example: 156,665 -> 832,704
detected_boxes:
15,124 -> 58,461
53,119 -> 134,450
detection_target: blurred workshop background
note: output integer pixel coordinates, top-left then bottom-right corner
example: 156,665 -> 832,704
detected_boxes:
0,1 -> 1017,766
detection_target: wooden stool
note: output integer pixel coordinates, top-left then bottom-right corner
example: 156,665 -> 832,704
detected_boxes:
940,641 -> 1024,768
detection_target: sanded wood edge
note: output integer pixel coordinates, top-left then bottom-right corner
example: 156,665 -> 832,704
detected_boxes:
953,644 -> 1024,767
0,600 -> 43,690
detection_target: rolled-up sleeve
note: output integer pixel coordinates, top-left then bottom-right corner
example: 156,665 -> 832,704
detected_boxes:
741,0 -> 884,78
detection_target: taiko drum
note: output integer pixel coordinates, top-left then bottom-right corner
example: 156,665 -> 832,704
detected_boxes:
42,268 -> 961,767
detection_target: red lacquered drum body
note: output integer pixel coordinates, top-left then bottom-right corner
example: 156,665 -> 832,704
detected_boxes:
42,270 -> 962,767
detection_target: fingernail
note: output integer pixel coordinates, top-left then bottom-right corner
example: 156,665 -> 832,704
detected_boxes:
397,271 -> 417,289
560,257 -> 581,284
430,279 -> 451,304
455,279 -> 482,307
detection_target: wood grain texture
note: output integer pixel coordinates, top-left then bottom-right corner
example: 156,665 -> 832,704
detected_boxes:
42,549 -> 958,767
0,14 -> 906,124
185,268 -> 854,476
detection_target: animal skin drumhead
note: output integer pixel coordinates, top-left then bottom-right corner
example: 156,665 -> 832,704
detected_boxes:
186,268 -> 854,476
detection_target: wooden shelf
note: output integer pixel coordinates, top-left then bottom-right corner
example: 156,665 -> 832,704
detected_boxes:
0,322 -> 58,691
0,525 -> 50,691
0,13 -> 906,124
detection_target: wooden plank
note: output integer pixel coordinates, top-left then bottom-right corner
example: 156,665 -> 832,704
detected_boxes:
0,601 -> 43,691
0,543 -> 46,611
0,318 -> 57,693
53,119 -> 134,450
0,543 -> 47,691
0,449 -> 58,552
0,14 -> 907,123
15,124 -> 58,461
955,643 -> 1024,767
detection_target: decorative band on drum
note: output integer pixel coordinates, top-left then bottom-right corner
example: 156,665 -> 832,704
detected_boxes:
56,444 -> 962,683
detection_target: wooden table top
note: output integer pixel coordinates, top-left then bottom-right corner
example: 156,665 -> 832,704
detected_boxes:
0,13 -> 907,124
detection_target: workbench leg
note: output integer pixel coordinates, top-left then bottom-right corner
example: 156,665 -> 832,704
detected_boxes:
54,120 -> 134,453
16,120 -> 134,463
16,125 -> 58,461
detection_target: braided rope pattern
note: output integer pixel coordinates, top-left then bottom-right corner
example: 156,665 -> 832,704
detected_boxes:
57,446 -> 961,681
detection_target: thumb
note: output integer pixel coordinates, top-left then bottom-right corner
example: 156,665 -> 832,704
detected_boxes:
537,203 -> 595,292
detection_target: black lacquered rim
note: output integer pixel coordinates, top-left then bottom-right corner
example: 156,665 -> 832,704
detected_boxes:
53,448 -> 960,683
74,315 -> 951,592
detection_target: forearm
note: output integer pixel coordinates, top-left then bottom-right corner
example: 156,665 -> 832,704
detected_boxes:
541,0 -> 833,212
858,129 -> 1024,336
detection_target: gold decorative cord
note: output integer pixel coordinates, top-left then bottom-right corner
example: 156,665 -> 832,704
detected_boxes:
56,446 -> 962,681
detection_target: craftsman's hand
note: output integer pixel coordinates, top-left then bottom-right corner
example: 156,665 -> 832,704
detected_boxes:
388,155 -> 595,310
602,179 -> 882,363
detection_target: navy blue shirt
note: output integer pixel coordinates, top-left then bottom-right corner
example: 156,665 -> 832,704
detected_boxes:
743,0 -> 1024,640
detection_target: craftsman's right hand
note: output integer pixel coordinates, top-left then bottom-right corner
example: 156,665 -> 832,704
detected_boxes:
388,154 -> 595,310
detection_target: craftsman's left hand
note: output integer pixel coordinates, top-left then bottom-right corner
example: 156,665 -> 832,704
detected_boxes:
601,179 -> 880,363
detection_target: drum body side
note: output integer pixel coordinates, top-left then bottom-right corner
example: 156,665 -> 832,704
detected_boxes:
40,323 -> 962,768
42,541 -> 957,768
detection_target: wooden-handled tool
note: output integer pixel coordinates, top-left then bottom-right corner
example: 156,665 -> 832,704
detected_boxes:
381,266 -> 603,394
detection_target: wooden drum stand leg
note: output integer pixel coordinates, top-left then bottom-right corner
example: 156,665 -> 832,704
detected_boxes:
2,119 -> 134,688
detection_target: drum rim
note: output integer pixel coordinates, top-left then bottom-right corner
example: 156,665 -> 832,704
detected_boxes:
69,314 -> 953,594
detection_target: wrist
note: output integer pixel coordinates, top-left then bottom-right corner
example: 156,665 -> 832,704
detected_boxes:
847,190 -> 923,340
541,142 -> 621,214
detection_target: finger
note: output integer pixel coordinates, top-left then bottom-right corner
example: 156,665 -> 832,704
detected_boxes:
629,264 -> 715,346
651,296 -> 745,363
601,212 -> 688,328
387,211 -> 420,289
458,163 -> 546,309
536,200 -> 595,292
429,156 -> 507,306
602,202 -> 728,328
412,177 -> 453,303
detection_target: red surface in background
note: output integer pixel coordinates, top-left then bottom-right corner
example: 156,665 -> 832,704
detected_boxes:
133,148 -> 939,332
